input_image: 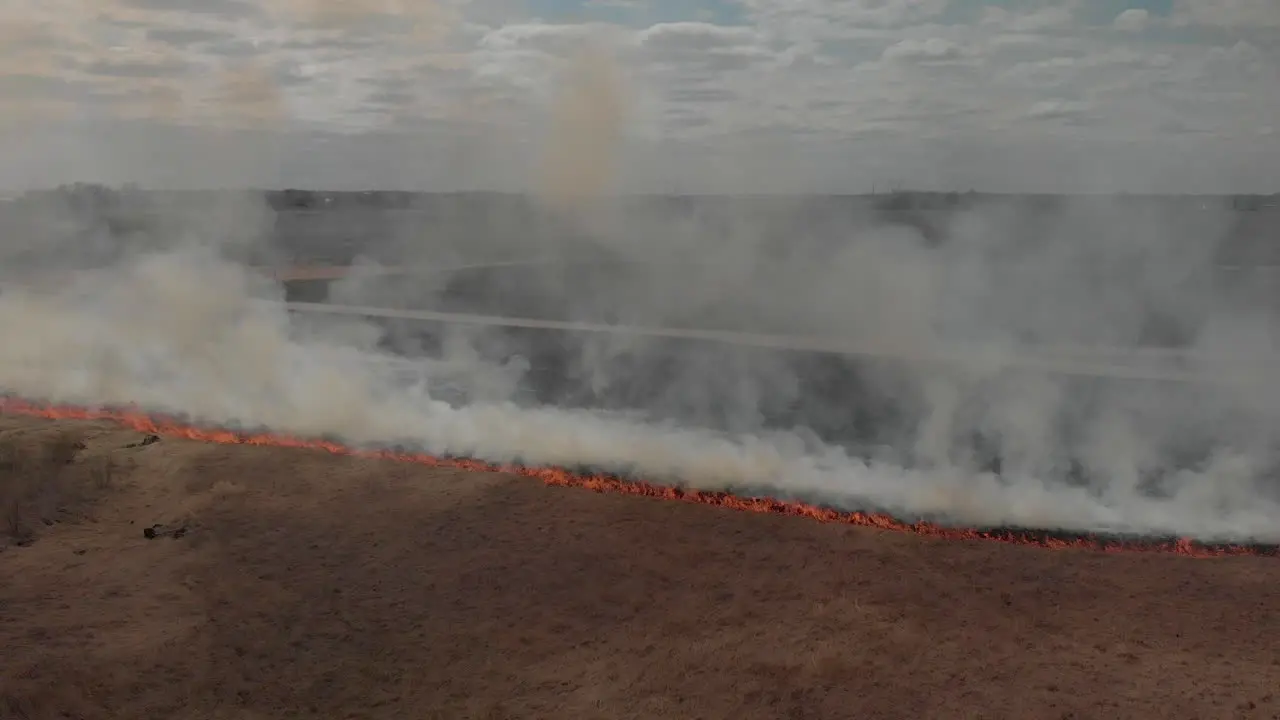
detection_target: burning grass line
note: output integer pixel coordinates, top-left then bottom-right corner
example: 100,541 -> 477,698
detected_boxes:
0,396 -> 1275,558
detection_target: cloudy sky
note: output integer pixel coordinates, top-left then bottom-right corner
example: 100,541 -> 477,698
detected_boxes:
1,0 -> 1278,192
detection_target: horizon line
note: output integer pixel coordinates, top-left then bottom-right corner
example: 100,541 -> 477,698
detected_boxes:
8,186 -> 1280,199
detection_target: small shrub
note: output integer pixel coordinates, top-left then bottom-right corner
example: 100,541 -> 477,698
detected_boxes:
0,430 -> 96,547
87,457 -> 118,491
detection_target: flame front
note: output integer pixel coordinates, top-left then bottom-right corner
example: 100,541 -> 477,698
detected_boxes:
1,396 -> 1274,559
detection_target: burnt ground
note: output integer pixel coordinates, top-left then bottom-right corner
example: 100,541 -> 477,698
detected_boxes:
2,414 -> 1280,720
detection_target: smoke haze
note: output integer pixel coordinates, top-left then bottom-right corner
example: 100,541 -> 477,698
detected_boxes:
2,15 -> 1280,542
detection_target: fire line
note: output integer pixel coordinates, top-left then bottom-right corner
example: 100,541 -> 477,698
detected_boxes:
1,396 -> 1275,559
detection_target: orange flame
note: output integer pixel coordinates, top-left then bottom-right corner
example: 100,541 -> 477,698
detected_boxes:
1,396 -> 1274,559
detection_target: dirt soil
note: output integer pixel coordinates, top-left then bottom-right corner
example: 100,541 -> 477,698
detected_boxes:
2,414 -> 1279,720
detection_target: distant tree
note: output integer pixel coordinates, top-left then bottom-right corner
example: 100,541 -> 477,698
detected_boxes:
278,188 -> 315,209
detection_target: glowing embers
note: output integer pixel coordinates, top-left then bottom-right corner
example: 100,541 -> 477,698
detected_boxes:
0,396 -> 1276,559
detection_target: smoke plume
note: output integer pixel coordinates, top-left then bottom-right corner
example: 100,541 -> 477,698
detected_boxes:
1,11 -> 1279,543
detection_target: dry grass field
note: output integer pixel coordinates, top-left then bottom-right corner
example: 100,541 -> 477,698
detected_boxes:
2,413 -> 1280,719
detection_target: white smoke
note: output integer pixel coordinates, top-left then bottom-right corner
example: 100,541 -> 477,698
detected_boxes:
2,10 -> 1279,543
1,237 -> 1277,542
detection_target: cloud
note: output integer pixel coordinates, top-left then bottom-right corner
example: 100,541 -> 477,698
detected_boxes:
0,0 -> 1276,191
881,37 -> 968,64
115,0 -> 260,18
1025,98 -> 1093,121
83,55 -> 191,79
145,27 -> 231,45
737,0 -> 950,46
479,23 -> 601,54
1173,0 -> 1280,28
982,6 -> 1075,34
1112,8 -> 1150,33
639,22 -> 759,53
637,22 -> 774,76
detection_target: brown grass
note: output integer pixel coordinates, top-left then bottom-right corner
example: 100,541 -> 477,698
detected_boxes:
1,414 -> 1279,719
0,421 -> 122,548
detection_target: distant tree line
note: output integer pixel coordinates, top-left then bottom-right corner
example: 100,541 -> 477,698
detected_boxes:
3,184 -> 1276,214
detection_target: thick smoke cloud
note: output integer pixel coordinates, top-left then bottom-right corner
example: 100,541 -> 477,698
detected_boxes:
1,15 -> 1279,542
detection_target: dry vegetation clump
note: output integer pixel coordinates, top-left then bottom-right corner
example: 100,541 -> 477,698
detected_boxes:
0,428 -> 119,548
